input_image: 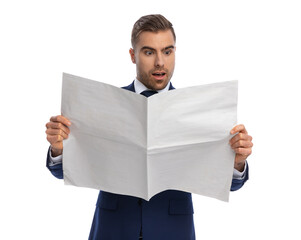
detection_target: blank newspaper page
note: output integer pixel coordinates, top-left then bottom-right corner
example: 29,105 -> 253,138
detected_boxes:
147,82 -> 237,201
61,73 -> 238,202
62,73 -> 148,199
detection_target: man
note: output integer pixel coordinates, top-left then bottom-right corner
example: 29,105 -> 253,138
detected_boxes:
45,14 -> 253,240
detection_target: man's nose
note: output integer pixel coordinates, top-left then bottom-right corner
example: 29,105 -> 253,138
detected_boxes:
155,53 -> 164,68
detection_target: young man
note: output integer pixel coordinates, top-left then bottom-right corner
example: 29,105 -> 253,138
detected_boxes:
46,14 -> 253,240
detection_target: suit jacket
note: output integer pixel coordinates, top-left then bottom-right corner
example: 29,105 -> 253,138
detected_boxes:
46,81 -> 249,240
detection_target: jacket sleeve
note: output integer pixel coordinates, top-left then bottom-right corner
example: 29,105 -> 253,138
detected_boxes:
46,146 -> 64,179
230,163 -> 249,191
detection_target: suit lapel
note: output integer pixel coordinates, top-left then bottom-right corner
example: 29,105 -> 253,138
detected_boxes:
122,81 -> 135,92
169,82 -> 175,90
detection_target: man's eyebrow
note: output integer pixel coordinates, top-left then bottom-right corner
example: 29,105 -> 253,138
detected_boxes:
140,46 -> 156,51
140,45 -> 175,51
163,45 -> 175,50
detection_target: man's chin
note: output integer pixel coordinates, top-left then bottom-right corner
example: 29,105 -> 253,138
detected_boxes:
152,80 -> 169,90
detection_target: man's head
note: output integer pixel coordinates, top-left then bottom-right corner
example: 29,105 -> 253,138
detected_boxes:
129,14 -> 176,90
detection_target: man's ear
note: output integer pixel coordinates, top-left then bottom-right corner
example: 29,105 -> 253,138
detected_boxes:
129,48 -> 136,64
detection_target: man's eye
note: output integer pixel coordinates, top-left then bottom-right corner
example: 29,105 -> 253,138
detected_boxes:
164,50 -> 171,55
145,51 -> 153,56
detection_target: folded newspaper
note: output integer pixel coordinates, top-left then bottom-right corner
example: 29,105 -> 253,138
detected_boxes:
62,73 -> 238,202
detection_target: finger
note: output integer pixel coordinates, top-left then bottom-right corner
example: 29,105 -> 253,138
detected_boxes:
50,115 -> 71,126
46,134 -> 63,145
233,147 -> 252,156
230,124 -> 248,135
45,121 -> 70,134
229,133 -> 252,145
231,140 -> 253,149
45,128 -> 69,139
45,121 -> 70,135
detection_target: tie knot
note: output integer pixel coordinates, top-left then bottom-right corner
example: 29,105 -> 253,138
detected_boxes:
140,90 -> 158,97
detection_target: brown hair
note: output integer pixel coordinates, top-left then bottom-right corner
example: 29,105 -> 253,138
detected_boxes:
131,14 -> 176,48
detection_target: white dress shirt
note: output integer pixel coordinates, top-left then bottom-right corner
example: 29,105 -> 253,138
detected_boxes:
49,78 -> 246,179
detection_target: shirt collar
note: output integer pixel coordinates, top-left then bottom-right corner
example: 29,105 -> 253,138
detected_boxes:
134,78 -> 170,94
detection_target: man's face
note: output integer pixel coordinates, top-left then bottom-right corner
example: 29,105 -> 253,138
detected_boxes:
129,30 -> 176,91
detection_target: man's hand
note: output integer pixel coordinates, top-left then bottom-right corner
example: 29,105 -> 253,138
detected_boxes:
45,115 -> 71,157
229,124 -> 253,172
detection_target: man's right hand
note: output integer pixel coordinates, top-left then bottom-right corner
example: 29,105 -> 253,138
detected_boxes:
45,115 -> 71,157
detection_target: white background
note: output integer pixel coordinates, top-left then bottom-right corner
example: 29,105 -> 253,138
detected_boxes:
1,0 -> 300,239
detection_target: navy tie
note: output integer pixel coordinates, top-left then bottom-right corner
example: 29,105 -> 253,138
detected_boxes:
140,90 -> 158,97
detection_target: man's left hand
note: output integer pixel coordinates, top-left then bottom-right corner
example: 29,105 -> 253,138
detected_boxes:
229,124 -> 253,172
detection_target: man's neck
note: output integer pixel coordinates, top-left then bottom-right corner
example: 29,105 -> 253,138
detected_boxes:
134,78 -> 170,94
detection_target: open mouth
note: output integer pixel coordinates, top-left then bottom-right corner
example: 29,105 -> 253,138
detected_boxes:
152,72 -> 166,80
152,72 -> 166,76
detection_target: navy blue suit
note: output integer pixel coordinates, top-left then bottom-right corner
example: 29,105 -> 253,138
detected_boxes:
47,81 -> 249,240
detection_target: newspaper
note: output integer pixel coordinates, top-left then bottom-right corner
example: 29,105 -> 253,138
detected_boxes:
62,73 -> 237,202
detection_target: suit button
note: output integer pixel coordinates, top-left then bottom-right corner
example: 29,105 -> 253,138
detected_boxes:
138,199 -> 142,205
